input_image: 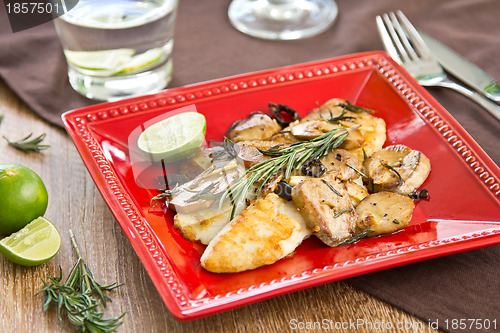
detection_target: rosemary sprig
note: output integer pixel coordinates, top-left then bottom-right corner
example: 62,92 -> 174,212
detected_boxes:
327,110 -> 356,123
381,162 -> 403,185
321,179 -> 343,197
338,229 -> 374,245
38,230 -> 125,332
3,133 -> 50,152
362,148 -> 368,161
334,208 -> 353,218
345,162 -> 367,178
339,100 -> 376,114
221,126 -> 359,219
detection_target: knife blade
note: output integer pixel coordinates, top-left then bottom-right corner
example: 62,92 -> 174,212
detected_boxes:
420,31 -> 500,103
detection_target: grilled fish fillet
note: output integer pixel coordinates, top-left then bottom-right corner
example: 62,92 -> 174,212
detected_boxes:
201,193 -> 311,273
174,209 -> 232,245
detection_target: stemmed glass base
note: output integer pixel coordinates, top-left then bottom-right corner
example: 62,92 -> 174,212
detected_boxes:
228,0 -> 338,40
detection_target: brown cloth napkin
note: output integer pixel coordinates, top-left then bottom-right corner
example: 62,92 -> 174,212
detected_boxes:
1,0 -> 499,331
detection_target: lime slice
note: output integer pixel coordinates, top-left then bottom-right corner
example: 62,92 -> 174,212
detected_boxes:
0,217 -> 61,266
115,48 -> 164,74
64,48 -> 135,71
138,112 -> 207,163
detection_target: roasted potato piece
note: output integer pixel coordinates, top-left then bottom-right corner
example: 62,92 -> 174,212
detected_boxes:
201,193 -> 311,273
355,192 -> 415,236
292,176 -> 357,246
227,113 -> 281,143
364,144 -> 431,195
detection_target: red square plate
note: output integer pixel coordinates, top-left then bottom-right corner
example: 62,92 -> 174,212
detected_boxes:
62,51 -> 500,320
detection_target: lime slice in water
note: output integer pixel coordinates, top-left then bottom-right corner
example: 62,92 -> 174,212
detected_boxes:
115,48 -> 164,74
138,112 -> 207,163
64,48 -> 135,71
0,217 -> 61,266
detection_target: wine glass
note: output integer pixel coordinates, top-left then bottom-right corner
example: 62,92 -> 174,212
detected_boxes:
228,0 -> 338,40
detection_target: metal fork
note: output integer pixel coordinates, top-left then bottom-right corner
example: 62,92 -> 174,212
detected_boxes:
376,10 -> 500,122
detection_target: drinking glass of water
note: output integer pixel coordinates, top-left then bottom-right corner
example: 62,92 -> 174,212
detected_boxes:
54,0 -> 178,101
228,0 -> 338,40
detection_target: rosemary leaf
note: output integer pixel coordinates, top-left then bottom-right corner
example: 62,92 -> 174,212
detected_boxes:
0,114 -> 3,125
381,162 -> 403,185
38,231 -> 125,332
327,110 -> 356,123
345,162 -> 367,178
321,179 -> 343,197
334,208 -> 353,218
339,100 -> 376,113
3,133 -> 50,152
338,229 -> 374,245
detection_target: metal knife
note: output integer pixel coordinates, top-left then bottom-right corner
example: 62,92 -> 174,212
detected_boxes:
420,31 -> 500,103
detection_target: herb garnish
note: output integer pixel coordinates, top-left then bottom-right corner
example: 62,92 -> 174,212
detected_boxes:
39,231 -> 125,332
3,133 -> 50,152
327,110 -> 356,123
339,100 -> 376,114
221,126 -> 359,219
408,188 -> 429,200
334,208 -> 353,218
345,162 -> 367,178
381,162 -> 403,185
338,229 -> 374,245
321,178 -> 343,197
0,114 -> 3,125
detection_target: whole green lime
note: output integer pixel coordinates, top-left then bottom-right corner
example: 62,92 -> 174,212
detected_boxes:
0,164 -> 48,235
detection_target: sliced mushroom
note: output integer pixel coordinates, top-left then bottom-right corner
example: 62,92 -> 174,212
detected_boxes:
234,139 -> 288,168
355,192 -> 415,236
301,98 -> 347,122
227,112 -> 281,143
342,180 -> 369,206
292,176 -> 357,246
364,144 -> 431,195
290,120 -> 365,149
320,149 -> 363,181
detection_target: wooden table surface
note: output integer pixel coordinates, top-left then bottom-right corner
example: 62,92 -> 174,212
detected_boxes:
0,81 -> 446,332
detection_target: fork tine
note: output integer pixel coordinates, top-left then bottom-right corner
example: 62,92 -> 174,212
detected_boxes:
376,15 -> 403,64
388,12 -> 419,61
396,10 -> 433,59
380,13 -> 411,64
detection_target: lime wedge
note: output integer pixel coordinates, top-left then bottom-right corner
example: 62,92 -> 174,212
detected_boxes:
0,217 -> 61,266
64,48 -> 135,71
138,112 -> 207,163
115,48 -> 164,74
